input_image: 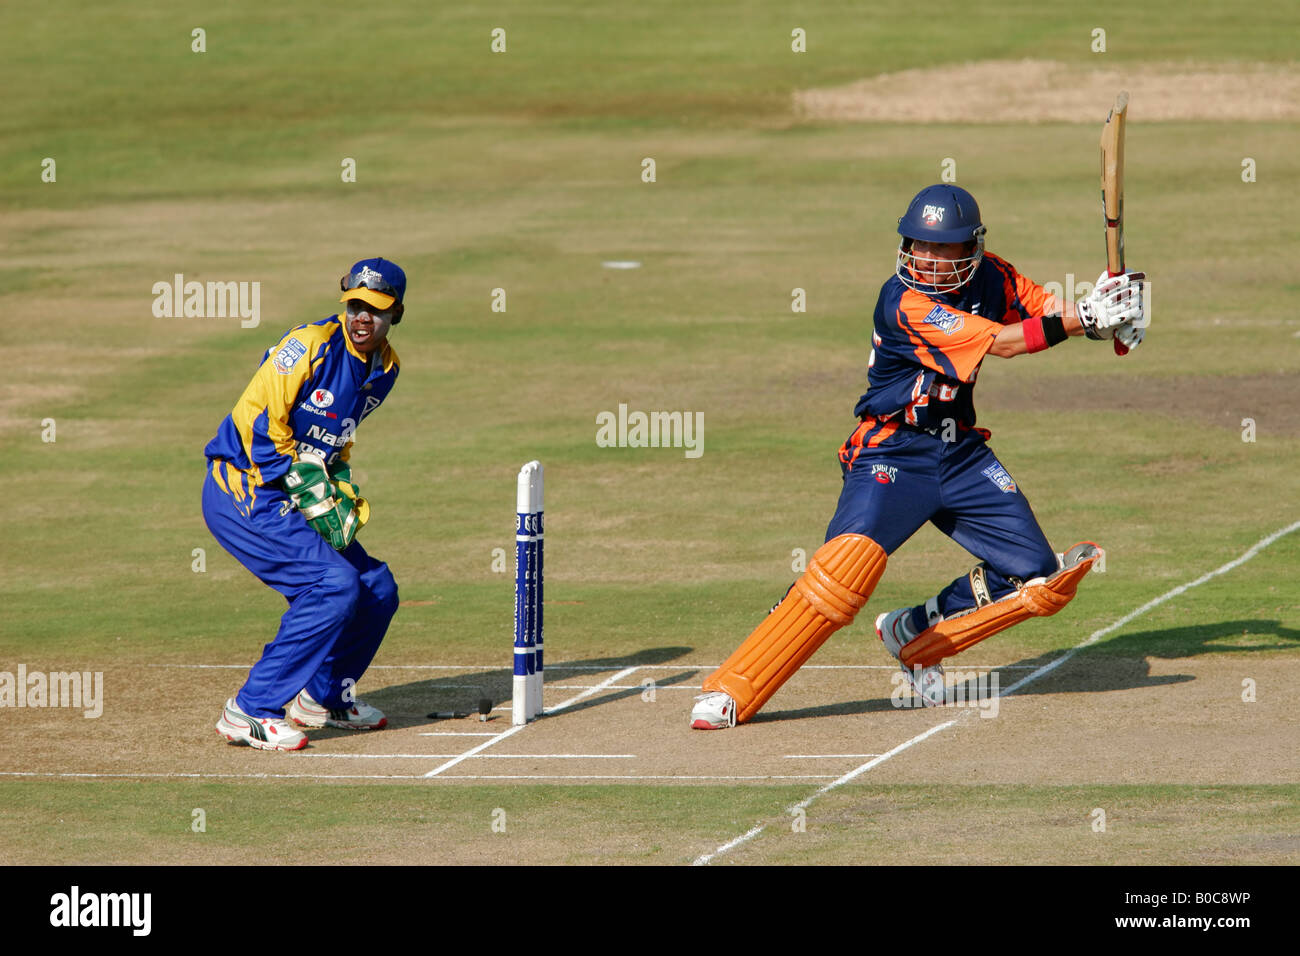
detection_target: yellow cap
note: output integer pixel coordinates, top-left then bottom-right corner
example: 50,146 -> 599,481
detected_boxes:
340,288 -> 396,311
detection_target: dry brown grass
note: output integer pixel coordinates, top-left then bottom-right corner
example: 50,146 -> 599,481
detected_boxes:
795,60 -> 1300,123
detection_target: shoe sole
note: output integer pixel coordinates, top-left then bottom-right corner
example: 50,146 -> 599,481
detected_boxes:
324,717 -> 387,731
289,709 -> 387,731
900,664 -> 946,707
875,612 -> 945,706
215,717 -> 308,751
690,717 -> 730,730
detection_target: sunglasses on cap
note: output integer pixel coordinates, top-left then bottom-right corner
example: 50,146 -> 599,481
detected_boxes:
340,268 -> 400,301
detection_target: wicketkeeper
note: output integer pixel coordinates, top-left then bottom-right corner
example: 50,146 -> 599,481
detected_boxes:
204,258 -> 406,750
692,185 -> 1146,729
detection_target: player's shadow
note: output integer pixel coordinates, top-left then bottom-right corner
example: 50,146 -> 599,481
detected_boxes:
758,617 -> 1299,723
342,645 -> 698,733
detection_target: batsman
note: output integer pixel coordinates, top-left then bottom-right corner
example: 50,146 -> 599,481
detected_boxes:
691,185 -> 1147,729
204,258 -> 407,750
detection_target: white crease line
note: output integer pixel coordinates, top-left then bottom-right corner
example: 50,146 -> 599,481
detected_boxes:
694,721 -> 957,866
547,666 -> 641,713
422,723 -> 528,778
783,754 -> 883,759
1000,517 -> 1300,699
426,775 -> 838,780
546,683 -> 700,691
299,753 -> 635,760
146,662 -> 1032,671
421,666 -> 642,778
0,771 -> 837,782
0,771 -> 432,780
418,732 -> 500,737
694,517 -> 1300,866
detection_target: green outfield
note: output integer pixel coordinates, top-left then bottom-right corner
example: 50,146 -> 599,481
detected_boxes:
2,1 -> 1298,866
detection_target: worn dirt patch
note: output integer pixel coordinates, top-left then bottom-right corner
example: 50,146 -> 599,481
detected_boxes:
795,60 -> 1300,123
980,372 -> 1300,438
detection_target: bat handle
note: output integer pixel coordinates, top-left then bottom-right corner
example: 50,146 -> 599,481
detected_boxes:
1107,266 -> 1130,356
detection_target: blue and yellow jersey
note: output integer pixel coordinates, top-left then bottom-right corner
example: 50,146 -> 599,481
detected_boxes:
204,316 -> 400,510
840,253 -> 1051,467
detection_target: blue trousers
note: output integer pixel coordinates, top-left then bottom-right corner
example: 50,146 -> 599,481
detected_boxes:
201,467 -> 399,718
825,428 -> 1057,628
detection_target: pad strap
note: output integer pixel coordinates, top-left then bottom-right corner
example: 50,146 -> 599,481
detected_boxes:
900,543 -> 1101,668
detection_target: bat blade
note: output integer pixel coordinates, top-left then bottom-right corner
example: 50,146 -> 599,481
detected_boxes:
1100,91 -> 1131,354
1100,90 -> 1129,278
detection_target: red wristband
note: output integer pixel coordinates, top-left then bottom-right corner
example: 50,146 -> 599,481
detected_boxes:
1022,316 -> 1048,353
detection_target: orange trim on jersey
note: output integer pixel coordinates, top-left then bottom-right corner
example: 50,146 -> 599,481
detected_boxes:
993,259 -> 1020,322
867,419 -> 899,448
838,416 -> 902,470
897,289 -> 1001,382
1015,271 -> 1051,317
983,253 -> 1051,322
839,420 -> 871,469
891,301 -> 930,356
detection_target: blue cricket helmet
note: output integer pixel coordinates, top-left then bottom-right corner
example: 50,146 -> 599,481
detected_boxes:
895,185 -> 987,293
897,184 -> 985,243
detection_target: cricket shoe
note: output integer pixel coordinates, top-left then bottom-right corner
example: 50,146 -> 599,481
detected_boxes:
216,698 -> 308,751
690,691 -> 737,730
875,608 -> 947,707
289,689 -> 388,730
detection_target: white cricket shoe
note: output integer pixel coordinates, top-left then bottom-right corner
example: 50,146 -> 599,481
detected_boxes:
289,689 -> 388,730
690,691 -> 737,730
216,698 -> 308,751
875,608 -> 946,707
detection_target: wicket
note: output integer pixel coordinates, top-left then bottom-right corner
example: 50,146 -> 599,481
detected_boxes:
512,461 -> 545,725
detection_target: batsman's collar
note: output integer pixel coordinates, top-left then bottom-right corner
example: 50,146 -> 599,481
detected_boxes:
339,257 -> 406,311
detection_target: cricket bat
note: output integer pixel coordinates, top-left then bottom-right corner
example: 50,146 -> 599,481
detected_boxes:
1099,91 -> 1130,354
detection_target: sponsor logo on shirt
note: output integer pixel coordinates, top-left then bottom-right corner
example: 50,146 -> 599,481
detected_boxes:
360,395 -> 382,420
298,403 -> 337,419
311,388 -> 334,408
922,305 -> 965,335
273,338 -> 307,374
981,463 -> 1018,494
871,464 -> 898,485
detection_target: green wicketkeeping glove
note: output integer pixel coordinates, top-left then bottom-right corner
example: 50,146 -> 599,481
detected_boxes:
329,459 -> 370,534
284,453 -> 368,550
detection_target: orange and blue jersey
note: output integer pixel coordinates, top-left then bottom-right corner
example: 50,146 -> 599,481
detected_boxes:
826,251 -> 1061,623
840,252 -> 1051,468
204,316 -> 399,513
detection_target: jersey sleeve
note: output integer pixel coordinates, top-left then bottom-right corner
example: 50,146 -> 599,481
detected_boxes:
226,328 -> 324,485
1014,272 -> 1054,318
894,289 -> 1003,383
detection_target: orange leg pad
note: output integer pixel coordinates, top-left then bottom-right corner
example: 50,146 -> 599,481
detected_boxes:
900,543 -> 1100,669
703,534 -> 887,724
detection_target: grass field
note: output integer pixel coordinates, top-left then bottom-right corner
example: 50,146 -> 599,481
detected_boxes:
2,1 -> 1298,869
